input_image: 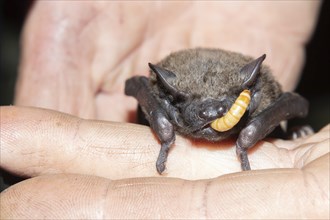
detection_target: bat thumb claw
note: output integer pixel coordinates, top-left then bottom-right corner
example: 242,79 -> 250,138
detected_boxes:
156,163 -> 166,175
156,153 -> 167,174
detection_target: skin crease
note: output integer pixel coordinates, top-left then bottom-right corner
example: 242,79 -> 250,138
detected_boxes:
0,106 -> 329,219
15,1 -> 320,121
1,1 -> 328,219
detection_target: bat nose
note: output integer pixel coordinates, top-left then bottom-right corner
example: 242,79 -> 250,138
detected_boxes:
198,108 -> 215,119
198,103 -> 226,120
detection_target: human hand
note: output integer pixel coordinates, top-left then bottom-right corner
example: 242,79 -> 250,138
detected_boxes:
15,1 -> 321,121
1,106 -> 329,219
7,1 -> 327,219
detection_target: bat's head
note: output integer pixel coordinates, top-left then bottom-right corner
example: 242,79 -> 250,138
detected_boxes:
149,49 -> 266,136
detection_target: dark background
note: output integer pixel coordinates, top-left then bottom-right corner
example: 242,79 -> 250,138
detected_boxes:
1,1 -> 329,191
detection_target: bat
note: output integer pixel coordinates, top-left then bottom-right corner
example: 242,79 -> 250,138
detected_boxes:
125,48 -> 309,174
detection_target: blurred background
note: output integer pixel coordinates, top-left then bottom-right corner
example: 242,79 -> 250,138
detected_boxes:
1,1 -> 329,191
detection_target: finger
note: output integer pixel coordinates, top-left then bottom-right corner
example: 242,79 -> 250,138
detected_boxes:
15,1 -> 152,121
1,106 -> 328,180
295,125 -> 330,167
1,162 -> 328,219
269,125 -> 330,168
1,106 -> 240,179
15,1 -> 98,118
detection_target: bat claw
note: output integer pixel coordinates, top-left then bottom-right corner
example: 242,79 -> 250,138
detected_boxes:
156,155 -> 167,174
288,125 -> 314,139
241,161 -> 251,171
236,145 -> 251,171
156,144 -> 170,174
156,162 -> 166,174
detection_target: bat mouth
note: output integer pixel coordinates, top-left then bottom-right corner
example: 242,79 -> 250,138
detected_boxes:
191,117 -> 221,133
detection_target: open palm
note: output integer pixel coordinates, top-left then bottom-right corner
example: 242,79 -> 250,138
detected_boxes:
16,1 -> 318,121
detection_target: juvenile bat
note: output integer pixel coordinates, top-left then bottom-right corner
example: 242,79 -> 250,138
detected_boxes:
125,48 -> 309,174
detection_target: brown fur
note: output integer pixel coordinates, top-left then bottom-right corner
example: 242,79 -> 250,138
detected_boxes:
150,48 -> 282,118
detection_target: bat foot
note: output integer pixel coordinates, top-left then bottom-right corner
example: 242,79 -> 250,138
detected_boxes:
288,125 -> 314,140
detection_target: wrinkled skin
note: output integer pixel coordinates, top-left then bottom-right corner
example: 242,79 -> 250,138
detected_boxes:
1,106 -> 329,219
2,1 -> 328,219
16,1 -> 320,121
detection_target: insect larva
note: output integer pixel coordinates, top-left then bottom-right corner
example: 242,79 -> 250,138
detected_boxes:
211,89 -> 251,132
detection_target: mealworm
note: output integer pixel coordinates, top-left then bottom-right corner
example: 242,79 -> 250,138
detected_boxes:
211,89 -> 251,132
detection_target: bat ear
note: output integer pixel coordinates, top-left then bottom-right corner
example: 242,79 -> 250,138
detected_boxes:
241,54 -> 266,89
148,63 -> 189,100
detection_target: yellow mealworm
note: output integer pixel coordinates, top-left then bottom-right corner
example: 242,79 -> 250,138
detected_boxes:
211,89 -> 251,132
